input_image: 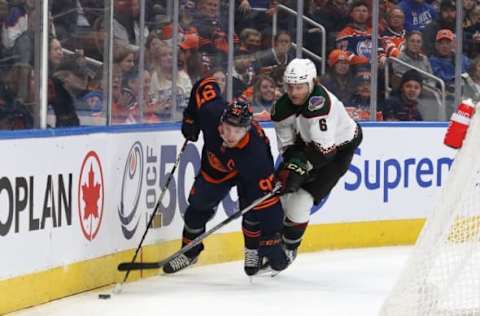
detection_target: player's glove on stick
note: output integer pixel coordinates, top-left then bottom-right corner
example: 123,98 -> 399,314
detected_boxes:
181,115 -> 200,142
275,157 -> 309,195
259,233 -> 289,272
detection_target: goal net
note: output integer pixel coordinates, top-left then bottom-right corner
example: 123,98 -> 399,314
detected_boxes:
380,102 -> 480,316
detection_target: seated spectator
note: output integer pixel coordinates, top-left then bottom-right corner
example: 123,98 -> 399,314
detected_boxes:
112,68 -> 160,124
464,0 -> 477,28
4,57 -> 33,106
47,37 -> 76,128
422,0 -> 456,56
269,64 -> 286,95
1,0 -> 34,65
464,6 -> 480,59
155,22 -> 201,52
382,69 -> 423,121
111,68 -> 142,123
145,68 -> 178,123
398,0 -> 437,32
150,40 -> 192,119
191,0 -> 237,56
236,28 -> 262,55
392,31 -> 433,84
48,74 -> 80,127
2,27 -> 35,104
232,52 -> 255,99
49,37 -> 64,72
345,73 -> 373,120
336,1 -> 373,60
429,29 -> 470,92
145,32 -> 163,67
252,75 -> 277,120
381,7 -> 406,58
462,56 -> 480,102
49,54 -> 96,123
113,0 -> 148,49
148,23 -> 199,61
199,51 -> 215,78
336,0 -> 390,66
111,72 -> 134,124
254,30 -> 295,73
378,0 -> 397,33
179,33 -> 203,83
321,49 -> 357,104
139,69 -> 161,123
114,45 -> 136,76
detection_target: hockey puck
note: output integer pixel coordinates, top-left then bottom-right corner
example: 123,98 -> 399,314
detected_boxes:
98,294 -> 111,299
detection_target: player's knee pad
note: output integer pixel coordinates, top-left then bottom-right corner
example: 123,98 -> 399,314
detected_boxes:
280,188 -> 314,224
188,189 -> 217,211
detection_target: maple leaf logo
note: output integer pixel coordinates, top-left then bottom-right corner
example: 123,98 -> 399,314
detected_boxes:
82,164 -> 101,219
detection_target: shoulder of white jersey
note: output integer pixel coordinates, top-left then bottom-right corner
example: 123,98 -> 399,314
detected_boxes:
301,85 -> 332,119
271,94 -> 298,122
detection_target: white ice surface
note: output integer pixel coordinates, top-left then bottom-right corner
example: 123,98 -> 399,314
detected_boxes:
8,246 -> 411,316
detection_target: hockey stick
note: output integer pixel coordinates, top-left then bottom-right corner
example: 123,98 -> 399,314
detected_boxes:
117,182 -> 281,271
116,139 -> 188,288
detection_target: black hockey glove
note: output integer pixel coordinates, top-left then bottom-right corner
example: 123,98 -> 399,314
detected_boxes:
259,233 -> 289,272
275,157 -> 309,195
181,115 -> 200,142
282,143 -> 305,161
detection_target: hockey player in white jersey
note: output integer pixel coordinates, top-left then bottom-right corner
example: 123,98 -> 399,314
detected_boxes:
271,58 -> 363,265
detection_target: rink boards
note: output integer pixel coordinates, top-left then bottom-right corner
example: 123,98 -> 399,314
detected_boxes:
0,122 -> 456,314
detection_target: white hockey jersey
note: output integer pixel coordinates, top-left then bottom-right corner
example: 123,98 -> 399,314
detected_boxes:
271,84 -> 360,168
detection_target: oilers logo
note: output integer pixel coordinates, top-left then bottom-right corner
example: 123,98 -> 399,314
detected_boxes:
356,40 -> 372,59
118,142 -> 144,239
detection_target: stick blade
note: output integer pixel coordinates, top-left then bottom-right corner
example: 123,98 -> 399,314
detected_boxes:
117,261 -> 161,271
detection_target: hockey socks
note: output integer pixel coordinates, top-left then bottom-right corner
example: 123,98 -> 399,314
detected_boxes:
242,219 -> 261,276
182,224 -> 206,257
282,218 -> 308,251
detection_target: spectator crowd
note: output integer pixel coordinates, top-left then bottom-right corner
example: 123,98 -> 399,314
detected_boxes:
0,0 -> 480,130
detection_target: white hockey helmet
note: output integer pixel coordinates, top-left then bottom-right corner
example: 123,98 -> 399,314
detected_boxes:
284,58 -> 317,93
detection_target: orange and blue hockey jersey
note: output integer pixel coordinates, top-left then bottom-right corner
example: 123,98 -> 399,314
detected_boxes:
184,77 -> 283,225
336,25 -> 374,59
336,25 -> 392,61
